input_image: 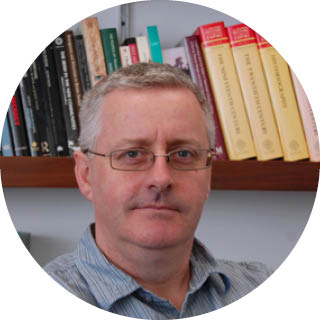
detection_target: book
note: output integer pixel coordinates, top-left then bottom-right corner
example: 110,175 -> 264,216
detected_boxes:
184,35 -> 228,159
122,38 -> 140,64
197,22 -> 256,160
119,46 -> 132,67
162,47 -> 190,74
101,28 -> 122,73
29,61 -> 52,156
147,25 -> 163,63
290,69 -> 320,162
256,33 -> 309,161
64,30 -> 83,124
1,114 -> 14,156
81,17 -> 107,86
74,35 -> 91,93
136,36 -> 152,62
40,45 -> 69,156
52,35 -> 80,154
8,90 -> 30,156
18,71 -> 42,156
227,24 -> 283,161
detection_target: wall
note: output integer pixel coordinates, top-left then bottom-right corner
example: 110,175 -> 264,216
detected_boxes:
4,187 -> 315,270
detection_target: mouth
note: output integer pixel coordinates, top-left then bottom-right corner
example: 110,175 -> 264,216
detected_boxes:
133,204 -> 180,214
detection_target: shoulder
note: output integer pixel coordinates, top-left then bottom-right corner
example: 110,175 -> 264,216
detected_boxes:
44,253 -> 97,305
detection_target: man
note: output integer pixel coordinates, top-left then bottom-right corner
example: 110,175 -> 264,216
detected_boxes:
45,63 -> 272,319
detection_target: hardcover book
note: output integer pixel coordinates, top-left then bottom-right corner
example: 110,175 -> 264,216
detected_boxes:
227,24 -> 283,160
197,22 -> 256,160
81,17 -> 107,86
147,25 -> 163,63
162,47 -> 190,74
52,35 -> 80,154
122,38 -> 140,64
64,30 -> 83,124
101,28 -> 122,73
18,71 -> 42,156
136,36 -> 152,63
290,69 -> 320,162
184,35 -> 228,159
1,114 -> 14,156
74,35 -> 91,93
40,45 -> 69,156
119,46 -> 132,67
29,60 -> 52,156
8,91 -> 30,156
256,33 -> 309,161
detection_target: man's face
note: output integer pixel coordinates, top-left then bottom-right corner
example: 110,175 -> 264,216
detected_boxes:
79,87 -> 212,250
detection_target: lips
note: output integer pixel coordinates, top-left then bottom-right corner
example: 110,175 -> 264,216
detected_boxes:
134,204 -> 180,213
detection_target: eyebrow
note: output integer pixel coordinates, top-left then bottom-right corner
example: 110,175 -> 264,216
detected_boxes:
111,137 -> 204,149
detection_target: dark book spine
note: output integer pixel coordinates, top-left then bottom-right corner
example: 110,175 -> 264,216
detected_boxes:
8,90 -> 30,156
184,35 -> 228,160
74,35 -> 91,93
1,114 -> 15,156
41,45 -> 69,156
29,60 -> 52,156
52,35 -> 79,154
64,30 -> 83,126
19,71 -> 42,156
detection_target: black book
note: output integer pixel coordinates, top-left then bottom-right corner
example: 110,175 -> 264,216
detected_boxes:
1,114 -> 15,156
52,35 -> 79,154
74,34 -> 91,93
40,45 -> 69,156
8,89 -> 30,156
29,60 -> 52,156
19,71 -> 42,156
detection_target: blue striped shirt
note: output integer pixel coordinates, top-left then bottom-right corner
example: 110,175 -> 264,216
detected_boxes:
44,225 -> 272,318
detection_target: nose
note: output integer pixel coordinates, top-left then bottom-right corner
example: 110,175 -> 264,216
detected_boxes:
147,154 -> 173,193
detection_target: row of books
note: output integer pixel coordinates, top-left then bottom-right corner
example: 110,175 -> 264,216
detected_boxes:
1,18 -> 319,162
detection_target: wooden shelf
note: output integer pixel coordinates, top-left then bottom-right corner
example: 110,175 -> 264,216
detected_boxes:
0,156 -> 319,191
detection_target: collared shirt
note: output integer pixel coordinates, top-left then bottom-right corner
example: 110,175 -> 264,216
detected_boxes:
44,225 -> 272,319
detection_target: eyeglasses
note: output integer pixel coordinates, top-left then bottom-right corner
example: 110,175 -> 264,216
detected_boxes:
83,148 -> 215,171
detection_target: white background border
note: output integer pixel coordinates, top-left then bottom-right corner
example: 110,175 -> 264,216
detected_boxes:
0,0 -> 319,319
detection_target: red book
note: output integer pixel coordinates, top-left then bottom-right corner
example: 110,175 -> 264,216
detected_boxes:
123,38 -> 140,64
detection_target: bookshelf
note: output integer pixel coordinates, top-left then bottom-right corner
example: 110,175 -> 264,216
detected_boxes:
1,156 -> 319,191
1,3 -> 319,192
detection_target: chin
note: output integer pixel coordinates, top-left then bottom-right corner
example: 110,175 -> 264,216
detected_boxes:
128,224 -> 192,250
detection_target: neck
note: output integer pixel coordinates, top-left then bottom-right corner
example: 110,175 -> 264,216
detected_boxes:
95,227 -> 194,311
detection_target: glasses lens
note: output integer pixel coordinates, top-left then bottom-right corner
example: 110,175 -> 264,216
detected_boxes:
111,149 -> 153,171
169,149 -> 210,170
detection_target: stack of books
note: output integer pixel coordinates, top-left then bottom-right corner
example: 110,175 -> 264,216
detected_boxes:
1,18 -> 319,162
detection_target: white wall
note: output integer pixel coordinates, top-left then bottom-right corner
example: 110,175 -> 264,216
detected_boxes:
4,187 -> 315,270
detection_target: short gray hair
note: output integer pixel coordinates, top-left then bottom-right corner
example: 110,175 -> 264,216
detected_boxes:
79,62 -> 215,151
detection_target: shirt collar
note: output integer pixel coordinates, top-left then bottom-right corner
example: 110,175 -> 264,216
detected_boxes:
190,238 -> 231,294
75,224 -> 231,309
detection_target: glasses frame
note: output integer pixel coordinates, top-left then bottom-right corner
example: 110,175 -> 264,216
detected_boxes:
83,148 -> 215,171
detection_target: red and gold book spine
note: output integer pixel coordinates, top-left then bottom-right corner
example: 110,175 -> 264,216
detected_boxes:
256,33 -> 309,161
198,22 -> 256,160
227,24 -> 283,161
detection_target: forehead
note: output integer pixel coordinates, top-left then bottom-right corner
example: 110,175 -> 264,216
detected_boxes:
96,87 -> 208,148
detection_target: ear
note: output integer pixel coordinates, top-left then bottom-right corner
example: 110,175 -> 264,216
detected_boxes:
74,150 -> 93,202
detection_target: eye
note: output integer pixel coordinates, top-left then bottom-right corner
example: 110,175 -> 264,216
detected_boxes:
171,149 -> 198,162
176,149 -> 193,158
125,150 -> 142,158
